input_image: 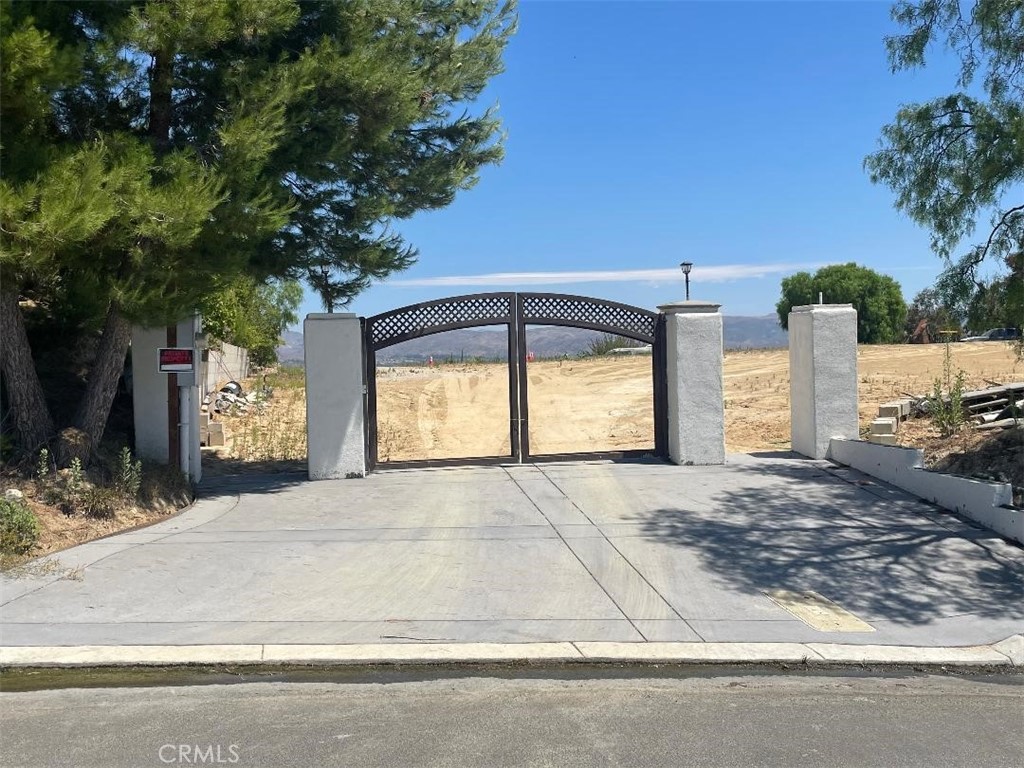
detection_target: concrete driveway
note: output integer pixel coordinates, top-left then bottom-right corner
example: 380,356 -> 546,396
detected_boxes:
2,454 -> 1022,648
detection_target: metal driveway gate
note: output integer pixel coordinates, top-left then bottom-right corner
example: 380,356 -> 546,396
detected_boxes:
363,292 -> 667,469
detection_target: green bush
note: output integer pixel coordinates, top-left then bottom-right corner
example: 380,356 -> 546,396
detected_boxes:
115,446 -> 143,501
0,498 -> 40,555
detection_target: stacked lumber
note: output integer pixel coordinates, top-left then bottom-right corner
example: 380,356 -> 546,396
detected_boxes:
964,382 -> 1024,430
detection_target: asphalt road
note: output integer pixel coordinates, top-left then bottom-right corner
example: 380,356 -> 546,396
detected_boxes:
1,671 -> 1021,767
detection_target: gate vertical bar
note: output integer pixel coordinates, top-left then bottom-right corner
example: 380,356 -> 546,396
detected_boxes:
516,293 -> 531,461
506,302 -> 521,461
362,319 -> 378,472
652,313 -> 669,458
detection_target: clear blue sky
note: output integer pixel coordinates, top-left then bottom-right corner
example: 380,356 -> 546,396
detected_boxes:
296,0 -> 973,325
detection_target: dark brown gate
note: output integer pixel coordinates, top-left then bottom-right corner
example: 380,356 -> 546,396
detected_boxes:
363,292 -> 667,470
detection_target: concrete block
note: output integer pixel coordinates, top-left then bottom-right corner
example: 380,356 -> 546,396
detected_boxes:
878,402 -> 901,419
199,413 -> 210,429
870,417 -> 898,435
207,422 -> 225,447
867,433 -> 899,446
305,313 -> 365,479
828,438 -> 1021,544
788,305 -> 859,459
657,301 -> 725,465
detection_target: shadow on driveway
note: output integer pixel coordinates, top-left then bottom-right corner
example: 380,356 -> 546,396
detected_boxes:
633,462 -> 1024,626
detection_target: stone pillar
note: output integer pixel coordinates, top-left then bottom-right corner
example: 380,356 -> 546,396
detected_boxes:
131,326 -> 170,464
788,304 -> 859,459
657,301 -> 725,465
304,313 -> 365,479
131,317 -> 203,483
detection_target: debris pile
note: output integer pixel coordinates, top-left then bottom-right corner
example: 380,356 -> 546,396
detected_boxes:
869,382 -> 1023,444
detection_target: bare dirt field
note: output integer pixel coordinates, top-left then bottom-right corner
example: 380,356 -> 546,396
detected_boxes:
373,342 -> 1022,460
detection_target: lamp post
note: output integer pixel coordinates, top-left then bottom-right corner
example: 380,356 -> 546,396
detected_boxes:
680,261 -> 693,301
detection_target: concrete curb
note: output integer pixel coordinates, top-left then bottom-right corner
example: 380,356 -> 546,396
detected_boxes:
2,636 -> 1021,669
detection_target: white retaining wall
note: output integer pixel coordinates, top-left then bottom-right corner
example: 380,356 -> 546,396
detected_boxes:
204,343 -> 249,393
828,438 -> 1022,544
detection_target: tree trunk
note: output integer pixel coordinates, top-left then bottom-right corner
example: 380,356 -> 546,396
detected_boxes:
149,46 -> 173,153
72,304 -> 132,452
0,287 -> 55,453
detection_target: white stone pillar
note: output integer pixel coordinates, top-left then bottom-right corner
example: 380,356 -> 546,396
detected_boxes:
658,301 -> 725,465
304,313 -> 365,479
788,304 -> 859,459
131,326 -> 170,464
130,318 -> 203,483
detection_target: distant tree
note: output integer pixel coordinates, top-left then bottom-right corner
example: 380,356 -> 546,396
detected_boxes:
905,287 -> 960,342
963,251 -> 1024,334
865,1 -> 1022,317
776,263 -> 907,343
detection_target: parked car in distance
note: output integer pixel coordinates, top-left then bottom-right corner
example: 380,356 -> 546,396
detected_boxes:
961,327 -> 1022,342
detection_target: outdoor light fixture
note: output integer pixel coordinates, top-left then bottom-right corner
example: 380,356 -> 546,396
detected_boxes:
680,261 -> 693,301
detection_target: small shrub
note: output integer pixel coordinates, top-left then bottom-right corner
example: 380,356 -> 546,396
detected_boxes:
81,487 -> 120,519
0,498 -> 40,555
36,448 -> 51,483
929,341 -> 967,437
586,333 -> 644,357
115,446 -> 143,501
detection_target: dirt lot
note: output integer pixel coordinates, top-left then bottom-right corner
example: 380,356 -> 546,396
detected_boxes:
374,342 -> 1022,459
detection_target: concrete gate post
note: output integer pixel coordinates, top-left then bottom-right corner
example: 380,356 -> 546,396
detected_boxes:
657,301 -> 725,465
788,304 -> 859,459
131,316 -> 203,483
304,313 -> 366,479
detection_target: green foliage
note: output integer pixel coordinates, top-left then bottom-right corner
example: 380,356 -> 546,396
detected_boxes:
35,448 -> 51,483
0,497 -> 39,555
0,0 -> 516,454
586,334 -> 646,356
115,447 -> 143,502
928,341 -> 967,437
80,486 -> 119,520
201,277 -> 302,367
866,1 -> 1023,313
776,263 -> 908,343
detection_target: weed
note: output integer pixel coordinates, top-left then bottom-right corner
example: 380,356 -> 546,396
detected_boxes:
929,341 -> 968,437
36,448 -> 51,483
115,446 -> 143,501
81,487 -> 119,519
585,333 -> 645,357
0,497 -> 40,555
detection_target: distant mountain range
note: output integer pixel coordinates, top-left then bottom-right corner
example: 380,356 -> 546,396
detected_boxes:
277,315 -> 786,364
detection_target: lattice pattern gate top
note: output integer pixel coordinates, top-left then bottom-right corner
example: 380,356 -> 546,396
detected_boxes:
365,292 -> 659,351
518,293 -> 658,344
366,292 -> 515,351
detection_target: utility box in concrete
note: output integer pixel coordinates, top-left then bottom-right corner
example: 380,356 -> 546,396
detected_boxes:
788,304 -> 859,459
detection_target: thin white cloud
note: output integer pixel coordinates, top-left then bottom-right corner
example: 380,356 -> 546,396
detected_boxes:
390,262 -> 826,287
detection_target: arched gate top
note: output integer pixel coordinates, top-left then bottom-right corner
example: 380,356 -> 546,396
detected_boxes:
364,292 -> 660,351
365,292 -> 515,350
518,292 -> 658,344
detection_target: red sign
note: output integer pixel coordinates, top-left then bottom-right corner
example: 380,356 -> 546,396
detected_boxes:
158,347 -> 195,373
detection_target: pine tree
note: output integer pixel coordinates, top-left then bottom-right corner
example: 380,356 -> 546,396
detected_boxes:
0,0 -> 515,460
